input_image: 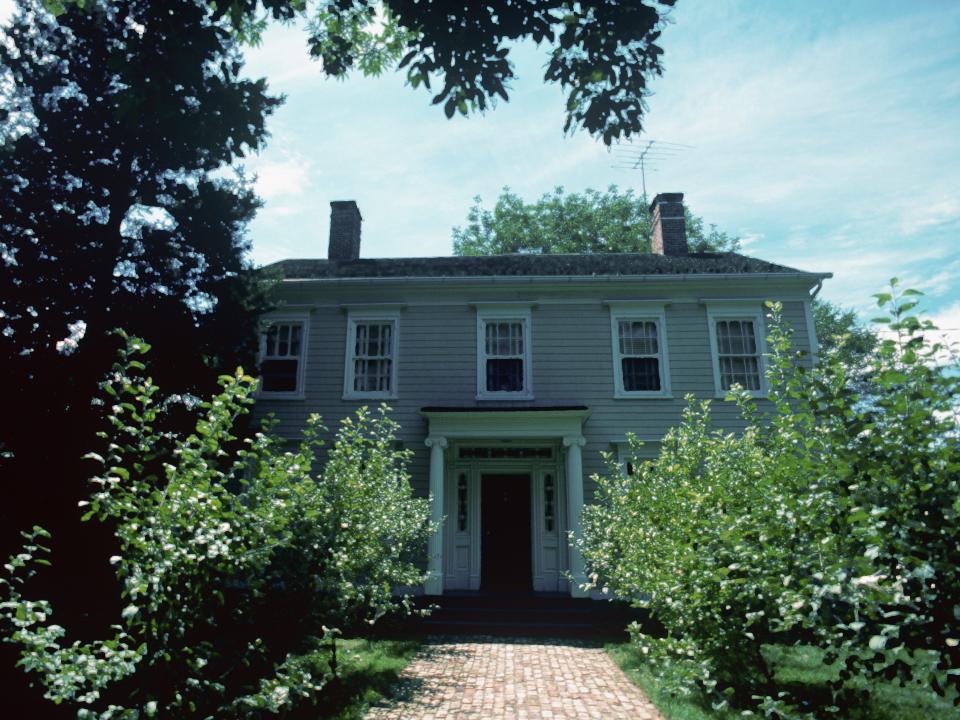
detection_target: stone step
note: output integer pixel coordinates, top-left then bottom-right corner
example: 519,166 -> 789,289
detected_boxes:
403,593 -> 645,639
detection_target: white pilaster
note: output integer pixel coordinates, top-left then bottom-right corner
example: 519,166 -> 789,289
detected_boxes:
563,435 -> 588,597
424,435 -> 447,595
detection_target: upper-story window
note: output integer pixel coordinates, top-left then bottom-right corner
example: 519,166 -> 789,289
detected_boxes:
476,306 -> 533,400
705,302 -> 767,396
608,303 -> 671,398
343,312 -> 399,399
258,312 -> 309,398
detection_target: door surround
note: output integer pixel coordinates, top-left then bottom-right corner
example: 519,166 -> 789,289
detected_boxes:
445,442 -> 565,592
420,406 -> 591,597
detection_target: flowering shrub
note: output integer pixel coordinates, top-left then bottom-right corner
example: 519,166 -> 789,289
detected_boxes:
579,282 -> 959,717
1,332 -> 431,718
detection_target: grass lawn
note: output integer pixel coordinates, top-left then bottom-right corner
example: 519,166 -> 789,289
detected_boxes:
605,642 -> 737,720
297,637 -> 421,720
607,641 -> 959,720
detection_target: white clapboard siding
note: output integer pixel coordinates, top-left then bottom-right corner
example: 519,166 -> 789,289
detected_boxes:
255,281 -> 816,502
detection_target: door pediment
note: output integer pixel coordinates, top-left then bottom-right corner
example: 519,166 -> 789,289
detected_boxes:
421,406 -> 591,439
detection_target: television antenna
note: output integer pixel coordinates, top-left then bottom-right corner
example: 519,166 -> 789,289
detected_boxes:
611,140 -> 693,201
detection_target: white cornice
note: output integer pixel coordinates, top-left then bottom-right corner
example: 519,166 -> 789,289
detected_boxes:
278,271 -> 832,288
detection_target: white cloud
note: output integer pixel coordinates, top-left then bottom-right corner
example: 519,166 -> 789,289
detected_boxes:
250,153 -> 311,201
928,300 -> 960,353
896,195 -> 960,235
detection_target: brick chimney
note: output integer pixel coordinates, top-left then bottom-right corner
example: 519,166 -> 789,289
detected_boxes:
328,200 -> 362,261
650,192 -> 688,256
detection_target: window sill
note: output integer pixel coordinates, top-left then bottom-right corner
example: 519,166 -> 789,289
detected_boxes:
714,390 -> 768,399
342,392 -> 398,401
476,392 -> 535,401
613,392 -> 674,400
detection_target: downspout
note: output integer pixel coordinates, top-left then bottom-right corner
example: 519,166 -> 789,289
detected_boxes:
810,278 -> 824,299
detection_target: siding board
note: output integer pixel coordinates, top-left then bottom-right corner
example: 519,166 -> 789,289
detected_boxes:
255,285 -> 817,504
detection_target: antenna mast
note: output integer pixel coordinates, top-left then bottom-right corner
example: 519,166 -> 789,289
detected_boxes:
611,140 -> 692,201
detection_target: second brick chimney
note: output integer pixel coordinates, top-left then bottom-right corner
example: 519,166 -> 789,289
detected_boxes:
328,200 -> 362,261
650,192 -> 688,256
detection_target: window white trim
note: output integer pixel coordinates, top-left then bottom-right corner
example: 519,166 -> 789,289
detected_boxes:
343,310 -> 400,400
257,311 -> 310,400
476,306 -> 533,400
608,303 -> 672,398
704,301 -> 768,398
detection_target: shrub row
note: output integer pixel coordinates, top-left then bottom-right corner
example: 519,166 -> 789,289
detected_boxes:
580,282 -> 959,717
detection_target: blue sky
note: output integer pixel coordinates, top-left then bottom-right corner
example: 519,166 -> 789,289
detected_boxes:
2,1 -> 958,338
236,0 -> 960,341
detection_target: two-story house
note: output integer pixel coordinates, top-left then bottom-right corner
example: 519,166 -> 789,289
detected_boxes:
255,193 -> 830,598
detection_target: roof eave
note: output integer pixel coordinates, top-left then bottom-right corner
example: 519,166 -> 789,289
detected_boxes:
274,271 -> 833,286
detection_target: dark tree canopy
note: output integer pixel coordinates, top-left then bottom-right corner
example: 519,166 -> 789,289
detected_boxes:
452,186 -> 741,256
0,6 -> 279,694
237,0 -> 676,143
0,0 -> 278,395
51,0 -> 678,144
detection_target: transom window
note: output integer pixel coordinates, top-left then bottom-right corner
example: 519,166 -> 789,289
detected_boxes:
476,307 -> 532,399
608,305 -> 670,398
344,313 -> 399,399
259,314 -> 308,397
715,320 -> 761,391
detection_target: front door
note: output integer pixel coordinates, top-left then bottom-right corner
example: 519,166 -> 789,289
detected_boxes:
480,474 -> 532,591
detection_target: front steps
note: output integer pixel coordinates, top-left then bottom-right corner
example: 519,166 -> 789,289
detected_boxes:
407,591 -> 645,639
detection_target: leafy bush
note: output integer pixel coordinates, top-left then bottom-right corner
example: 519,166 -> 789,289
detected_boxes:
579,282 -> 959,717
1,333 -> 432,718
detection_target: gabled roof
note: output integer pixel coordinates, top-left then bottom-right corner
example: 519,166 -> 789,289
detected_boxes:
267,252 -> 826,280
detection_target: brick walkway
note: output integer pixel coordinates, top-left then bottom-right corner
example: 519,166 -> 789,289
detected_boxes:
364,636 -> 664,719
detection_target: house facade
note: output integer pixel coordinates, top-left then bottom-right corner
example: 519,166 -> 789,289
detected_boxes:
254,193 -> 830,598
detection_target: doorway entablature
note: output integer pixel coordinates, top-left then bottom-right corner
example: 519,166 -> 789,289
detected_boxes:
420,406 -> 591,597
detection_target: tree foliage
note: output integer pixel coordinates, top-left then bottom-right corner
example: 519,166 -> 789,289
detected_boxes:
452,186 -> 741,256
0,0 -> 277,393
812,298 -> 879,371
579,282 -> 959,717
0,334 -> 431,718
48,0 -> 678,144
0,1 -> 281,654
223,0 -> 679,144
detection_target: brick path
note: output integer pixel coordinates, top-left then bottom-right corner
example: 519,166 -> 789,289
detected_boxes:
364,636 -> 664,719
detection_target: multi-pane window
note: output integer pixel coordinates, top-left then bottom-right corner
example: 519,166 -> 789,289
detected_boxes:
477,310 -> 532,398
353,322 -> 393,392
715,319 -> 762,391
345,315 -> 398,398
609,307 -> 669,397
485,321 -> 524,392
617,320 -> 661,392
260,320 -> 305,394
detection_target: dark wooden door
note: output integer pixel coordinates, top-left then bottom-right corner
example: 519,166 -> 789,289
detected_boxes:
480,474 -> 532,591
